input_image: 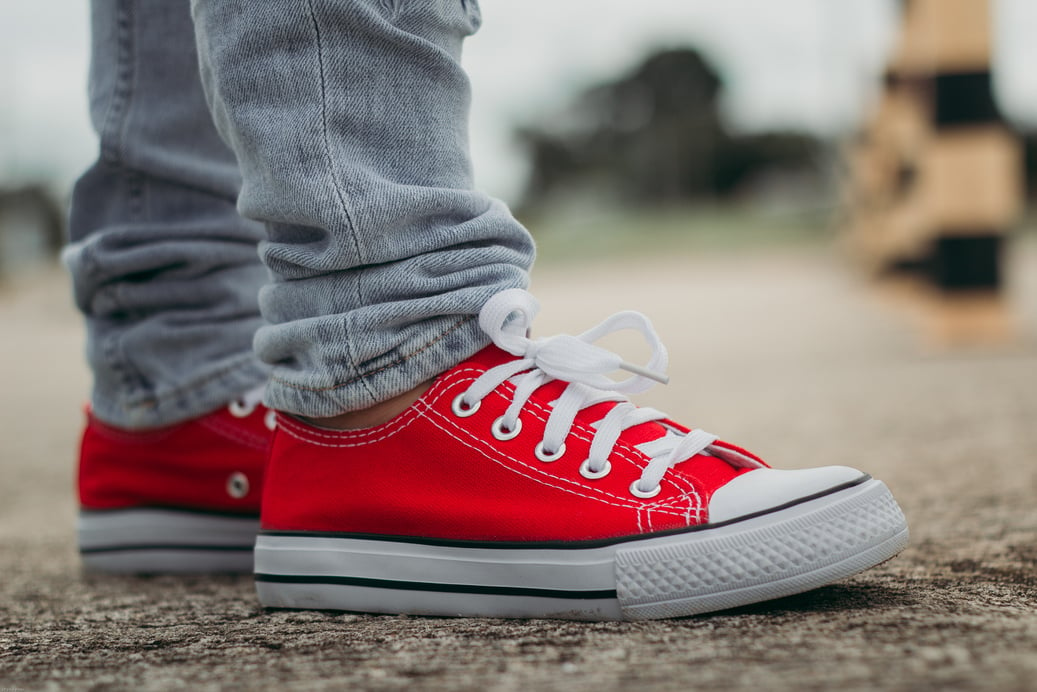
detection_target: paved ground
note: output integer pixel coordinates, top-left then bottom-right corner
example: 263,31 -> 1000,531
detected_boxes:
2,240 -> 1037,691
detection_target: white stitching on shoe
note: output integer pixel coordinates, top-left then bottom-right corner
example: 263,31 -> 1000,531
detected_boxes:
275,409 -> 424,448
272,368 -> 483,449
274,367 -> 706,525
506,389 -> 703,520
518,394 -> 703,510
463,387 -> 703,518
273,369 -> 486,448
469,290 -> 728,501
198,417 -> 271,452
423,405 -> 667,516
444,375 -> 703,521
421,399 -> 695,519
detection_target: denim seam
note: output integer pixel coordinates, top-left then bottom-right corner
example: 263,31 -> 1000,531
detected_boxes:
119,352 -> 268,413
116,166 -> 239,206
377,0 -> 400,19
270,316 -> 473,393
304,0 -> 378,403
99,0 -> 133,167
100,0 -> 145,232
339,303 -> 377,404
304,0 -> 365,268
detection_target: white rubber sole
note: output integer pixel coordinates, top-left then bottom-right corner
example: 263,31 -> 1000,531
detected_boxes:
78,508 -> 259,574
254,477 -> 908,620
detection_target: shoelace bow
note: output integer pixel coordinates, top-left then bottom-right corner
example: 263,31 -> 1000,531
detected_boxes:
458,289 -> 723,497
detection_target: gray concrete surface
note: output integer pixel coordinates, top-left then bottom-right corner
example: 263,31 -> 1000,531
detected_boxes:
2,243 -> 1037,691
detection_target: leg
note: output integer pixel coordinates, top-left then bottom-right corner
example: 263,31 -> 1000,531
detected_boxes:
69,0 -> 272,572
67,0 -> 268,430
190,1 -> 906,617
192,0 -> 535,420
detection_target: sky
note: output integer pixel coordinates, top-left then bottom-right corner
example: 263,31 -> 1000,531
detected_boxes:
2,0 -> 1037,204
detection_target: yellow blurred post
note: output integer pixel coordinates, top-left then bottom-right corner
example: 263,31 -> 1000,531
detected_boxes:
846,0 -> 1023,346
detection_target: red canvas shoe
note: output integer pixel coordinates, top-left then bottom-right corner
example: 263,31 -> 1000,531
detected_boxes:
77,388 -> 274,574
255,290 -> 909,620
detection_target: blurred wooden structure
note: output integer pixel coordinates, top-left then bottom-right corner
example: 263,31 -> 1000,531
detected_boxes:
846,0 -> 1023,293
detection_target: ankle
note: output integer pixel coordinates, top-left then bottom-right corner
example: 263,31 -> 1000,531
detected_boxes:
299,379 -> 433,430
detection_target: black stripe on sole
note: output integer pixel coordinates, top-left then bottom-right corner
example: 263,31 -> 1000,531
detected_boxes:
80,544 -> 254,555
254,573 -> 617,600
79,507 -> 260,520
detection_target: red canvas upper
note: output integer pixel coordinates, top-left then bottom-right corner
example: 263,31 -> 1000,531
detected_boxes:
78,404 -> 273,515
262,345 -> 766,543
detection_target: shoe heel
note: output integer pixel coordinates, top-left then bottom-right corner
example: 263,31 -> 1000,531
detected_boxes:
78,508 -> 259,574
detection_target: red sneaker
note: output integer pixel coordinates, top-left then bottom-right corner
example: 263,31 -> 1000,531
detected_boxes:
77,388 -> 274,573
255,290 -> 909,620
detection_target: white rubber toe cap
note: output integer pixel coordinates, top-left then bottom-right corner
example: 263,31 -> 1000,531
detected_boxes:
707,466 -> 867,524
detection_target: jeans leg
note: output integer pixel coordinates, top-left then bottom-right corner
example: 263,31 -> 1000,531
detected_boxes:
190,0 -> 536,418
67,0 -> 268,429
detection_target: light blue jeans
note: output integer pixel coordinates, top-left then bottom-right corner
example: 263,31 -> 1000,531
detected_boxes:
67,0 -> 535,428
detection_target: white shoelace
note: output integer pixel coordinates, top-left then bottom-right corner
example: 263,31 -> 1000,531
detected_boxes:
457,289 -> 734,498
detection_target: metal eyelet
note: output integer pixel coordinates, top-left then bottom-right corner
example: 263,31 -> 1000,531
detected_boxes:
228,400 -> 252,418
491,416 -> 522,441
579,459 -> 612,480
264,409 -> 277,431
629,480 -> 661,499
451,393 -> 481,418
226,472 -> 250,499
534,441 -> 566,463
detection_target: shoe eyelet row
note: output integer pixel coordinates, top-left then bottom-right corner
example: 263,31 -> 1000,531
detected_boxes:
264,410 -> 277,431
534,441 -> 566,463
451,393 -> 481,418
629,480 -> 661,499
452,393 -> 643,492
452,395 -> 650,494
579,459 -> 611,480
491,416 -> 522,441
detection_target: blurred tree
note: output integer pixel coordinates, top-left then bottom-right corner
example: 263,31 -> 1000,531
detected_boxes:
516,48 -> 827,212
0,185 -> 65,276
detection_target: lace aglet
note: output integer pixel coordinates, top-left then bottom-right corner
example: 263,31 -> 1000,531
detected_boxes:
619,361 -> 669,384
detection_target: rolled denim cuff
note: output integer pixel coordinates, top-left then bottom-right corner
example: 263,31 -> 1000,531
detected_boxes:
90,353 -> 269,430
263,313 -> 491,417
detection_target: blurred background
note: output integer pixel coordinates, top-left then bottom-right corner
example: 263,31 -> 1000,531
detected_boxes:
4,0 -> 1037,327
3,0 -> 1037,335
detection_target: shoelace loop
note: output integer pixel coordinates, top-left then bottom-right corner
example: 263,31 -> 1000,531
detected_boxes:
478,289 -> 669,395
463,290 -> 730,497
